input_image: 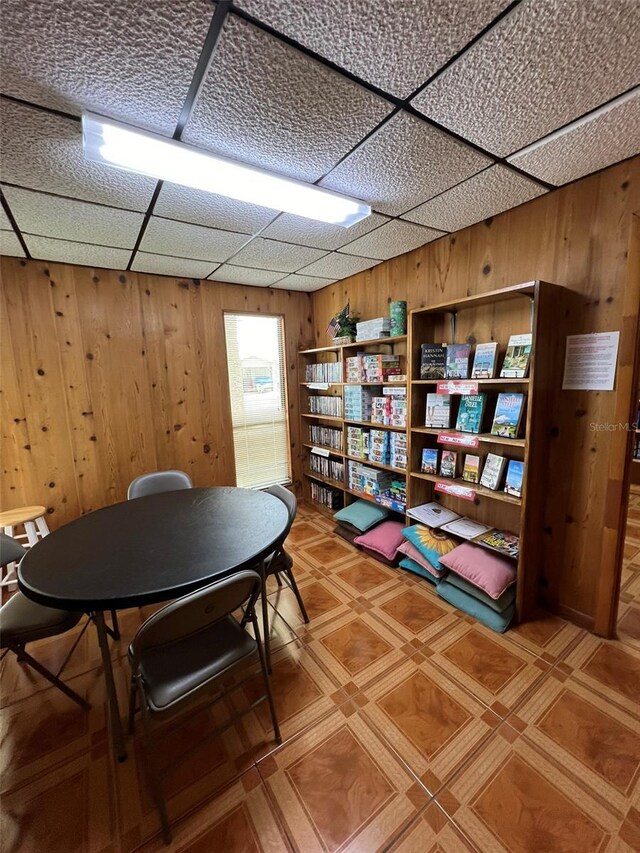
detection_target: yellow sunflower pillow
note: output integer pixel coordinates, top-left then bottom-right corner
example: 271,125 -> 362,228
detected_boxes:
401,524 -> 457,571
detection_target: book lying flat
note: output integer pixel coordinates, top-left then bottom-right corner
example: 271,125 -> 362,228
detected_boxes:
406,502 -> 460,528
440,517 -> 493,540
476,529 -> 520,559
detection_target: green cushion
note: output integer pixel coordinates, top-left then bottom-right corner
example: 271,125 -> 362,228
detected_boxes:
398,557 -> 438,585
437,580 -> 515,633
446,572 -> 516,613
334,500 -> 388,533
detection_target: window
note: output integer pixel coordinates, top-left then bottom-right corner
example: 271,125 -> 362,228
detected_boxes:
223,313 -> 291,489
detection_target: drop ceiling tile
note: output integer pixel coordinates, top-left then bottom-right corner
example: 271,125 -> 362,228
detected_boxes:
508,88 -> 640,186
207,265 -> 285,286
402,165 -> 547,231
340,219 -> 445,260
25,235 -> 130,269
0,101 -> 156,211
0,204 -> 12,231
2,186 -> 144,248
183,14 -> 392,181
131,252 -> 214,279
270,273 -> 336,291
0,230 -> 25,257
412,0 -> 640,156
154,184 -> 277,234
320,111 -> 492,216
141,218 -> 250,264
228,238 -> 327,273
298,252 -> 380,280
0,0 -> 213,133
237,0 -> 510,98
260,212 -> 389,250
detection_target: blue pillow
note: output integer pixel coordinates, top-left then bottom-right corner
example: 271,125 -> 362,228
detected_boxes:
399,557 -> 439,585
437,580 -> 515,633
401,525 -> 456,571
446,572 -> 515,613
334,500 -> 388,532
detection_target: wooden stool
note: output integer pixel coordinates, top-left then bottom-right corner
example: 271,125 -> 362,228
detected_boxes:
0,505 -> 50,593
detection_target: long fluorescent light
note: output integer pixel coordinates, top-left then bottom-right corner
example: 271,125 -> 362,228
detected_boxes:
82,112 -> 370,227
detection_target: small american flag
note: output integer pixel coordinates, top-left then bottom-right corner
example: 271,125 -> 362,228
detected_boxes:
327,302 -> 350,339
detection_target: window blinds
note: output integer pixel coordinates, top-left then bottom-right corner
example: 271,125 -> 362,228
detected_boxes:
223,313 -> 291,489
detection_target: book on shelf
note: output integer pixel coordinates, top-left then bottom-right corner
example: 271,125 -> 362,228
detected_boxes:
504,460 -> 524,497
491,393 -> 526,439
440,517 -> 493,540
440,450 -> 458,479
421,448 -> 439,474
455,393 -> 486,433
476,529 -> 520,559
425,393 -> 451,428
479,453 -> 507,490
471,342 -> 499,379
500,333 -> 532,378
420,343 -> 447,379
462,454 -> 481,483
406,502 -> 460,527
446,343 -> 471,379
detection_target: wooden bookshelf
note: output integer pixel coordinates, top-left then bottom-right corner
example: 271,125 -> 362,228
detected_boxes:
297,334 -> 408,515
407,281 -> 566,623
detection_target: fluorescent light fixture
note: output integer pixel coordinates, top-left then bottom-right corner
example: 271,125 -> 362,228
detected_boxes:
82,112 -> 371,227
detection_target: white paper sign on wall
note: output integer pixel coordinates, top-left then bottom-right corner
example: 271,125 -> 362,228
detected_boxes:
562,331 -> 620,391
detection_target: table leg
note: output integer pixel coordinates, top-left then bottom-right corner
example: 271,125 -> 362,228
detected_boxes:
93,610 -> 127,761
259,559 -> 271,674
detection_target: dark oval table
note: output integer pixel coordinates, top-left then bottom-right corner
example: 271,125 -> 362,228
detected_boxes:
18,487 -> 289,760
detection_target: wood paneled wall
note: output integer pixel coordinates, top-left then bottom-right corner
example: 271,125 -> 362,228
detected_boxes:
310,157 -> 640,635
1,259 -> 312,528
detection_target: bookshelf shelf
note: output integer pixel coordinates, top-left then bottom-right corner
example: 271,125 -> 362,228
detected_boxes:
343,335 -> 407,348
407,280 -> 566,624
298,335 -> 408,516
411,378 -> 530,386
411,427 -> 527,448
303,470 -> 345,490
300,413 -> 343,423
345,454 -> 406,475
409,471 -> 522,506
302,443 -> 344,456
344,418 -> 406,432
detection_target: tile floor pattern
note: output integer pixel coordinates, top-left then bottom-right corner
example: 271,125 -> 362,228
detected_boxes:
1,498 -> 639,852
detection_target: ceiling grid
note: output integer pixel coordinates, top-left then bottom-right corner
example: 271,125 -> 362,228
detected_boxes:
0,0 -> 637,288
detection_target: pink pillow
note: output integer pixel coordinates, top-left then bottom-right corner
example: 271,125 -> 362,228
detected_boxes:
397,540 -> 443,579
439,543 -> 516,599
354,520 -> 405,562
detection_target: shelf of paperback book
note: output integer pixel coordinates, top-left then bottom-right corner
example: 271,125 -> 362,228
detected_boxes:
411,378 -> 529,386
343,335 -> 407,348
344,486 -> 406,514
303,470 -> 346,491
410,471 -> 522,506
301,413 -> 343,423
302,443 -> 345,456
411,427 -> 526,448
344,418 -> 406,432
345,454 -> 406,475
